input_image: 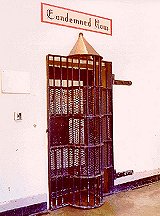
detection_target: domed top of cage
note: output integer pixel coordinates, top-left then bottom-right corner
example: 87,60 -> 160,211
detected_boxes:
69,33 -> 101,57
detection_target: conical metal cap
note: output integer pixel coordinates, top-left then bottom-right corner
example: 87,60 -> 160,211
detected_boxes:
69,33 -> 100,56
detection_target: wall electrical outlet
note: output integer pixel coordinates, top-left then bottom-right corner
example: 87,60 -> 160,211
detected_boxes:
14,112 -> 22,121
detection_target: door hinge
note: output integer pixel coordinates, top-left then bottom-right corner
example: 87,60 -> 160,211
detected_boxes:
114,170 -> 134,179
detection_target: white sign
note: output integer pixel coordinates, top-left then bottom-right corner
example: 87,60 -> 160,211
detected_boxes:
41,3 -> 112,35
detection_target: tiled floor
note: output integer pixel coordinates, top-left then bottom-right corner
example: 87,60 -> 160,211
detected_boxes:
40,181 -> 160,216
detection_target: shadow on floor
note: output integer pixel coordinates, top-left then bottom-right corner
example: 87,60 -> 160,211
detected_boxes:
37,181 -> 160,216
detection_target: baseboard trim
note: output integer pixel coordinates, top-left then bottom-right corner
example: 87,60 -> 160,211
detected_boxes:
110,173 -> 160,195
0,174 -> 159,215
0,202 -> 47,216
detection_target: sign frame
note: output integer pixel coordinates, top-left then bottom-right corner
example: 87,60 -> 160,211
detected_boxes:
41,2 -> 112,35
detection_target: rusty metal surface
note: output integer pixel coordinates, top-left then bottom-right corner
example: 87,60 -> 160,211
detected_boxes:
46,54 -> 113,209
112,74 -> 132,86
113,80 -> 132,86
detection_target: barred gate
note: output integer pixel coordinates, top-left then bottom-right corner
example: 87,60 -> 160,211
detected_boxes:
46,54 -> 113,209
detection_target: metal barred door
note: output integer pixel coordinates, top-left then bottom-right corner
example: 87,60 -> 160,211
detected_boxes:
46,54 -> 113,210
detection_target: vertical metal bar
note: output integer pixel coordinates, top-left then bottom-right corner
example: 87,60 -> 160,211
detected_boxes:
60,57 -> 64,206
52,56 -> 55,121
78,57 -> 82,206
93,55 -> 96,206
46,55 -> 52,210
53,56 -> 58,208
86,56 -> 90,207
60,57 -> 63,116
98,57 -> 103,203
53,56 -> 55,88
71,57 -> 75,205
110,62 -> 114,190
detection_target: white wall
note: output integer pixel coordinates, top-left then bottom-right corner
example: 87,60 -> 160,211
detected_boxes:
112,0 -> 160,172
0,0 -> 160,211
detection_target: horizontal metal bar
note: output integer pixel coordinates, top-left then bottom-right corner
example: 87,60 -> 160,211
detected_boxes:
113,80 -> 132,86
114,170 -> 134,179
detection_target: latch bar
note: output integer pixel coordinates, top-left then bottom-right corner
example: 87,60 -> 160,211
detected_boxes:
112,74 -> 132,86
